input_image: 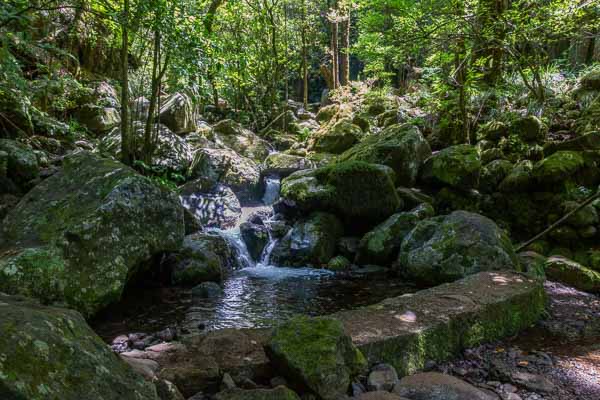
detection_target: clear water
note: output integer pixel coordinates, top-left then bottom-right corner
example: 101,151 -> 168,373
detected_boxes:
93,264 -> 413,341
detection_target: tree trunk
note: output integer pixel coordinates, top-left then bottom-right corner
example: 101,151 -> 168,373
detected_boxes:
331,20 -> 339,89
340,13 -> 350,86
301,0 -> 309,108
120,0 -> 132,165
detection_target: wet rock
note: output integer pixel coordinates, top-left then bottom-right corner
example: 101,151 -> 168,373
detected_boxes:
337,124 -> 431,186
356,392 -> 409,400
393,372 -> 498,400
280,161 -> 401,228
159,92 -> 197,135
338,237 -> 360,259
265,316 -> 367,400
188,147 -> 260,201
214,387 -> 301,400
367,364 -> 399,392
168,234 -> 224,285
192,281 -> 223,299
0,293 -> 158,399
241,222 -> 270,261
270,212 -> 344,267
327,255 -> 352,271
180,181 -> 242,229
544,256 -> 600,293
210,120 -> 272,162
0,151 -> 184,317
398,211 -> 519,286
420,144 -> 481,190
311,119 -> 363,154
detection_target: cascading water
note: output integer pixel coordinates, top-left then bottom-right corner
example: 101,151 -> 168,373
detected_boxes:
262,175 -> 281,205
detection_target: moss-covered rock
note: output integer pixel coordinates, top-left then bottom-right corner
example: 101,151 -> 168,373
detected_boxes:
280,161 -> 401,227
215,387 -> 300,400
311,119 -> 363,154
337,124 -> 431,186
477,120 -> 508,142
167,233 -> 227,285
0,139 -> 39,185
580,69 -> 600,90
270,212 -> 344,267
544,256 -> 600,293
265,316 -> 367,400
316,104 -> 340,124
480,159 -> 513,193
510,115 -> 547,143
0,151 -> 184,317
562,200 -> 599,228
263,153 -> 316,177
356,205 -> 434,266
327,255 -> 352,271
533,151 -> 585,185
398,211 -> 519,286
420,144 -> 481,190
159,92 -> 197,135
0,293 -> 158,400
498,160 -> 534,193
241,222 -> 270,261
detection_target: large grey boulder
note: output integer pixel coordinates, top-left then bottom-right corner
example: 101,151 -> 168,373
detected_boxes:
338,124 -> 431,186
0,152 -> 184,317
189,147 -> 260,200
210,120 -> 272,162
0,293 -> 158,400
159,92 -> 197,135
398,211 -> 519,286
179,180 -> 242,229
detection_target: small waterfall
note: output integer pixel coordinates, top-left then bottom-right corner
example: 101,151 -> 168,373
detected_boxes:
258,234 -> 279,267
207,227 -> 255,269
262,175 -> 281,205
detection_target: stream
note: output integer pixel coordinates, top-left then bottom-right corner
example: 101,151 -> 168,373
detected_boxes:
92,174 -> 414,343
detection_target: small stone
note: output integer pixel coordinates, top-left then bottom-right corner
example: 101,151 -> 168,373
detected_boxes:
221,373 -> 237,390
192,282 -> 224,299
367,364 -> 399,391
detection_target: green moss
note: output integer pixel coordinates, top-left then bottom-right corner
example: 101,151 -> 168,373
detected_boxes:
545,256 -> 600,293
533,151 -> 585,185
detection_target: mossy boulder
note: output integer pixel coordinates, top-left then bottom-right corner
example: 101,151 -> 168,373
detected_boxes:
477,120 -> 508,142
280,161 -> 401,227
270,212 -> 344,267
480,159 -> 513,193
263,153 -> 316,177
562,201 -> 599,228
498,160 -> 534,193
0,151 -> 184,317
356,205 -> 434,266
0,139 -> 39,185
316,104 -> 340,124
311,119 -> 363,154
241,222 -> 270,261
533,151 -> 585,185
398,211 -> 519,286
214,387 -> 300,400
337,124 -> 432,186
580,69 -> 600,90
0,293 -> 158,400
510,116 -> 547,143
544,256 -> 600,293
168,233 -> 225,285
420,144 -> 481,190
265,316 -> 367,400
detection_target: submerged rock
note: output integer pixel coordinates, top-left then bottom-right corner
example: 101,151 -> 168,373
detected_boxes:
270,212 -> 343,267
420,144 -> 481,190
0,151 -> 184,317
265,316 -> 367,400
280,161 -> 401,228
338,124 -> 431,186
398,211 -> 519,286
0,293 -> 158,400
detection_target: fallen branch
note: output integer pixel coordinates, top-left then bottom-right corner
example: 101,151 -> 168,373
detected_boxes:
516,189 -> 600,252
